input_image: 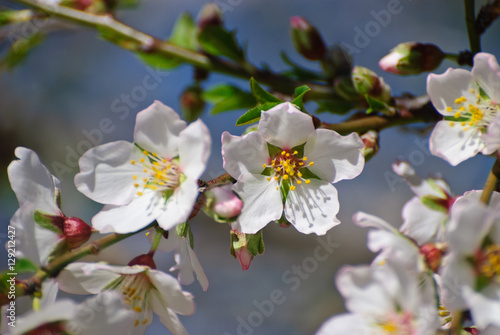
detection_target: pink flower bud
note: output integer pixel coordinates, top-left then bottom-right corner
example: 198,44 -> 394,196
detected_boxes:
128,253 -> 157,269
210,185 -> 243,219
290,16 -> 326,61
197,3 -> 223,31
63,217 -> 92,250
360,130 -> 379,160
419,243 -> 445,272
234,246 -> 253,271
379,42 -> 444,76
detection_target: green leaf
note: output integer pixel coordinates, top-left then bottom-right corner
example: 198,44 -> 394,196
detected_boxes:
421,196 -> 448,213
176,222 -> 189,238
33,210 -> 63,234
249,77 -> 283,104
1,32 -> 44,69
365,95 -> 396,115
236,102 -> 280,126
246,230 -> 264,256
198,26 -> 244,62
203,84 -> 255,114
15,258 -> 38,273
290,85 -> 310,111
46,239 -> 68,264
170,13 -> 197,50
136,52 -> 182,70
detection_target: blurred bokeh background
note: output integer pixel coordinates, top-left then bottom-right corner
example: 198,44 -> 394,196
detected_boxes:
1,0 -> 499,334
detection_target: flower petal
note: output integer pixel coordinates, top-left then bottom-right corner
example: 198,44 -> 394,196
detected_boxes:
315,313 -> 366,335
429,120 -> 484,166
401,197 -> 449,244
14,300 -> 77,335
133,101 -> 187,159
483,112 -> 500,155
304,129 -> 364,183
178,119 -> 211,180
75,141 -> 144,205
221,131 -> 269,177
285,179 -> 340,235
151,295 -> 189,335
8,147 -> 60,213
157,177 -> 199,231
170,238 -> 209,291
427,68 -> 475,116
57,263 -> 123,294
463,286 -> 500,329
148,269 -> 195,315
92,192 -> 164,233
472,53 -> 500,103
232,174 -> 283,234
258,102 -> 314,149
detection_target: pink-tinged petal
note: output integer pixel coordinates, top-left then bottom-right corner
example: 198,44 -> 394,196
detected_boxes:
151,296 -> 189,335
463,287 -> 500,330
57,263 -> 122,294
148,269 -> 195,315
315,313 -> 366,335
133,101 -> 187,159
221,131 -> 269,177
258,102 -> 314,149
8,147 -> 60,213
157,178 -> 199,231
483,113 -> 500,155
92,192 -> 164,233
285,179 -> 340,235
304,130 -> 364,183
401,197 -> 449,245
430,121 -> 484,166
427,68 -> 475,116
472,53 -> 500,102
14,300 -> 77,335
75,141 -> 145,206
178,119 -> 211,180
170,238 -> 209,291
76,292 -> 136,335
232,174 -> 283,234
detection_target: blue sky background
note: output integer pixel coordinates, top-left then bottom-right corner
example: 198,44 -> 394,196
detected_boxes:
1,0 -> 500,334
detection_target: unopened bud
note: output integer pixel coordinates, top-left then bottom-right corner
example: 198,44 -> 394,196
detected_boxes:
197,3 -> 223,31
209,184 -> 243,219
352,66 -> 391,103
419,243 -> 445,272
379,42 -> 444,76
360,130 -> 379,161
63,217 -> 92,249
128,253 -> 157,269
180,86 -> 205,123
323,44 -> 353,78
230,230 -> 253,271
290,16 -> 327,61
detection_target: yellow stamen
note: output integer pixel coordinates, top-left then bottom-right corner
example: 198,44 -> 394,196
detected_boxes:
134,320 -> 139,327
290,185 -> 296,191
263,164 -> 267,168
305,179 -> 310,184
309,162 -> 314,166
130,160 -> 136,165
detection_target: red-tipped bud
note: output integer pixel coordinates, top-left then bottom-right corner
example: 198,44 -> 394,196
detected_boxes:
234,246 -> 253,271
379,42 -> 444,76
197,3 -> 223,31
230,230 -> 254,271
128,253 -> 157,269
63,217 -> 92,249
180,86 -> 205,123
419,243 -> 445,272
360,130 -> 379,161
290,16 -> 327,61
352,66 -> 391,103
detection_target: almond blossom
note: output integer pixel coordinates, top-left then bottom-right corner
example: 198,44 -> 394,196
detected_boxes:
57,254 -> 195,335
74,101 -> 211,233
427,52 -> 500,166
221,102 -> 364,235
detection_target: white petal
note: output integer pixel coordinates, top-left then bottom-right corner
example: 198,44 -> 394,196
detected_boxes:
154,228 -> 182,253
13,300 -> 77,335
392,161 -> 449,198
133,101 -> 187,159
439,256 -> 475,311
304,130 -> 364,183
151,295 -> 189,335
170,238 -> 209,291
232,174 -> 283,234
40,279 -> 59,308
178,119 -> 211,180
463,286 -> 500,329
472,53 -> 500,102
57,262 -> 122,294
401,197 -> 449,244
92,192 -> 164,233
315,314 -> 366,335
74,292 -> 136,335
353,212 -> 399,234
429,120 -> 484,166
427,68 -> 475,115
148,269 -> 195,315
483,112 -> 500,154
157,178 -> 199,231
75,141 -> 144,205
285,180 -> 340,235
258,102 -> 314,149
221,131 -> 269,177
8,147 -> 59,213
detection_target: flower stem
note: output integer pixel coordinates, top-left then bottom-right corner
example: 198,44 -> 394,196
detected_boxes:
480,160 -> 500,204
148,226 -> 163,256
443,53 -> 460,63
464,0 -> 481,55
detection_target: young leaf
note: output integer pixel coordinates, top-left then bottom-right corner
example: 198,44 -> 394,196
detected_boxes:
198,26 -> 244,62
236,102 -> 280,126
33,210 -> 63,234
249,77 -> 283,104
290,85 -> 310,111
202,84 -> 255,114
1,32 -> 44,70
365,95 -> 396,115
170,12 -> 198,50
15,258 -> 38,273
